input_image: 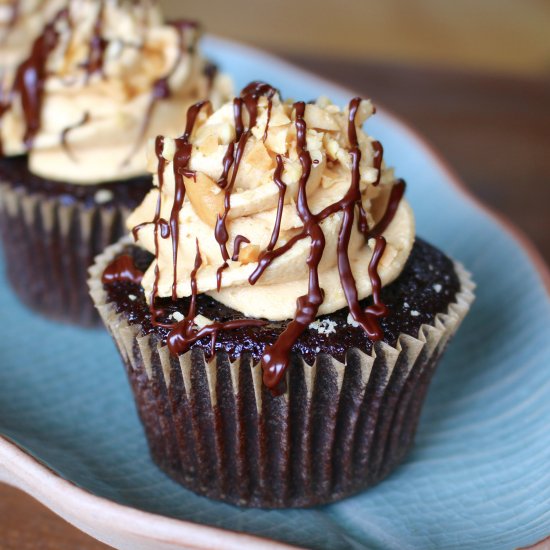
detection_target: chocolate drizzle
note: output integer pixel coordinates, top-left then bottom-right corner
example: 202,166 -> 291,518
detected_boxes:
231,235 -> 250,261
148,101 -> 208,312
102,254 -> 143,285
10,9 -> 66,149
257,101 -> 326,390
125,83 -> 405,393
213,82 -> 278,287
0,3 -> 201,165
82,1 -> 107,79
267,155 -> 286,251
164,240 -> 266,356
331,98 -> 387,339
60,111 -> 90,161
366,179 -> 406,239
372,140 -> 384,186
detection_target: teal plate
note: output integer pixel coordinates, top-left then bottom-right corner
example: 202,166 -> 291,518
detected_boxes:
1,36 -> 549,550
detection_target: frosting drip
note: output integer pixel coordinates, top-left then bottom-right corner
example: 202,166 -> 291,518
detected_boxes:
125,83 -> 415,390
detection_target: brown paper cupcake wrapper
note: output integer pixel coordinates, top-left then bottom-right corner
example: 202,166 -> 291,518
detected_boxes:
89,237 -> 475,508
0,181 -> 129,326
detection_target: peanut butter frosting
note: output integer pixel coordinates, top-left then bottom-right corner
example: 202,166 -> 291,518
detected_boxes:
0,0 -> 65,88
128,85 -> 415,324
0,0 -> 232,182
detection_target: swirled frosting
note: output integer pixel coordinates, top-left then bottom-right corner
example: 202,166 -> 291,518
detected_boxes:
0,0 -> 231,182
0,0 -> 65,88
128,87 -> 415,321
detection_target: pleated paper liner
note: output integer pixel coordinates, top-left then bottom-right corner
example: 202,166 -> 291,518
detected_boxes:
0,180 -> 130,326
89,237 -> 475,508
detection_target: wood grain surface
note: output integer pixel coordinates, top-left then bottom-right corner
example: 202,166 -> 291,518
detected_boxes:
161,0 -> 550,77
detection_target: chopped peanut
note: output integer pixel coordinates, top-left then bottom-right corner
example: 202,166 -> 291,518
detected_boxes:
197,134 -> 219,155
265,124 -> 289,155
185,173 -> 225,227
238,244 -> 260,264
269,110 -> 291,127
245,141 -> 275,170
304,104 -> 340,131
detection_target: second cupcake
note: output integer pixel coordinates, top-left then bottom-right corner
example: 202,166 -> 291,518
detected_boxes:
0,0 -> 230,325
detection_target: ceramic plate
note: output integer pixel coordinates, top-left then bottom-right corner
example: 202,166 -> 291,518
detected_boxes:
1,36 -> 549,550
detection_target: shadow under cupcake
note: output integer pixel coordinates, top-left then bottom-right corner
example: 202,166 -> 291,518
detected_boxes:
89,82 -> 474,507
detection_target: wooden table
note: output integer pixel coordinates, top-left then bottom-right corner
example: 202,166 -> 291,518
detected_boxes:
1,58 -> 548,549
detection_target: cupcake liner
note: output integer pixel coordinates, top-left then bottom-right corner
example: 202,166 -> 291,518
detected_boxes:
0,181 -> 128,326
89,237 -> 475,508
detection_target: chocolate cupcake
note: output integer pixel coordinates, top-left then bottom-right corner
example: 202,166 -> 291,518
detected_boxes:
89,83 -> 474,507
0,0 -> 231,325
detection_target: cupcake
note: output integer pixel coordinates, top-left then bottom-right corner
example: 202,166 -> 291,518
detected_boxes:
89,82 -> 474,507
0,0 -> 231,325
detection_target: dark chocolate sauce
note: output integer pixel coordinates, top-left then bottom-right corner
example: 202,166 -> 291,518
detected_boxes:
125,83 -> 405,393
82,1 -> 107,79
104,239 -> 460,366
332,97 -> 386,340
150,101 -> 209,309
217,142 -> 235,189
164,237 -> 266,355
267,154 -> 286,251
367,179 -> 406,239
60,111 -> 90,161
214,131 -> 248,263
258,101 -> 327,390
1,5 -> 200,166
263,99 -> 273,142
213,83 -> 278,279
372,140 -> 384,186
102,254 -> 143,285
231,235 -> 250,261
10,9 -> 66,148
252,98 -> 402,389
144,86 -> 278,352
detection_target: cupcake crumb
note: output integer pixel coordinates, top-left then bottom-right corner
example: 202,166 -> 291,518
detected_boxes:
410,310 -> 420,317
433,283 -> 442,293
94,189 -> 114,204
194,314 -> 212,328
403,301 -> 410,308
346,313 -> 360,328
172,311 -> 184,322
128,294 -> 137,301
309,318 -> 337,335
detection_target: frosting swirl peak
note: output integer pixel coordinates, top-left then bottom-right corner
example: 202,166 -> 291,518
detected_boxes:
0,0 -> 231,182
128,85 -> 414,323
125,82 -> 415,390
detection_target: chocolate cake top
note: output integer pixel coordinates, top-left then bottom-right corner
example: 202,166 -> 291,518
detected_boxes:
103,239 -> 460,371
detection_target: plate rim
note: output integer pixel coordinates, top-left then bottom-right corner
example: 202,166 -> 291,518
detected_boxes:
1,34 -> 549,550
